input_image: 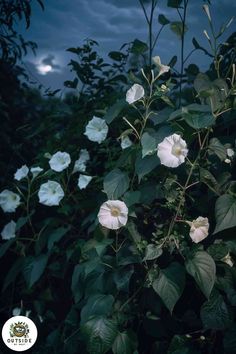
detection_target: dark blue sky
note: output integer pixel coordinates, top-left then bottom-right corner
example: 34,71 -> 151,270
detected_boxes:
19,0 -> 236,92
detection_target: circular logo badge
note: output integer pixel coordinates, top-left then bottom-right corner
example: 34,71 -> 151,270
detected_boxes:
2,316 -> 37,352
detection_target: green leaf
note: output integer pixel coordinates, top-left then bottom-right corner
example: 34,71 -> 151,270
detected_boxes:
199,168 -> 221,196
103,169 -> 130,199
158,14 -> 170,25
185,251 -> 216,298
144,244 -> 163,261
113,268 -> 134,292
47,226 -> 70,250
135,154 -> 159,182
170,22 -> 188,38
214,194 -> 236,234
81,294 -> 114,324
208,138 -> 227,161
0,239 -> 15,259
81,316 -> 118,354
112,331 -> 137,354
104,99 -> 127,124
71,264 -> 85,303
23,254 -> 49,288
127,221 -> 142,243
224,325 -> 236,353
130,39 -> 148,54
3,258 -> 24,291
108,51 -> 126,62
200,291 -> 232,330
152,262 -> 185,313
184,112 -> 215,129
141,132 -> 157,158
123,191 -> 140,207
168,335 -> 194,354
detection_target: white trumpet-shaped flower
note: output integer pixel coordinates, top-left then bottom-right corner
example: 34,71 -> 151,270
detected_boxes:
157,133 -> 188,168
73,149 -> 90,173
38,180 -> 64,206
14,165 -> 29,181
98,200 -> 128,230
49,151 -> 71,172
152,56 -> 170,77
84,116 -> 108,144
126,84 -> 144,104
188,217 -> 209,243
120,136 -> 133,150
30,166 -> 43,177
78,175 -> 92,189
0,190 -> 21,213
1,220 -> 16,240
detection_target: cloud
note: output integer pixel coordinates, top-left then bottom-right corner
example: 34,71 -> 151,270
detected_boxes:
42,55 -> 61,70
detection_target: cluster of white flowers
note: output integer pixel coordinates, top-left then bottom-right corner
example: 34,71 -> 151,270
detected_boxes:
73,149 -> 93,189
73,149 -> 90,173
14,164 -> 43,181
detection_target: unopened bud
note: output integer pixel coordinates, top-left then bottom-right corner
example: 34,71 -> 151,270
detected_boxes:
203,4 -> 211,22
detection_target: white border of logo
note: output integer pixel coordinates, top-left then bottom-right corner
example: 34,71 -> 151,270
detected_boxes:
2,316 -> 38,352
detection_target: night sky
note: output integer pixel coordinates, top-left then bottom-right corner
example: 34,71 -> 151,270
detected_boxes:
18,0 -> 236,92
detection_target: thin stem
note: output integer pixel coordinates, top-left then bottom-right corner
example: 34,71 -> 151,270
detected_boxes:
166,129 -> 210,238
179,0 -> 188,107
120,284 -> 143,311
26,178 -> 35,236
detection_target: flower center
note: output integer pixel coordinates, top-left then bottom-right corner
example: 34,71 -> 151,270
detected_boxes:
171,144 -> 182,157
110,207 -> 120,217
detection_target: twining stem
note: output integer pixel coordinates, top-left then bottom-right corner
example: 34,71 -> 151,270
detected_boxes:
26,177 -> 36,236
166,129 -> 210,239
179,0 -> 189,107
138,0 -> 158,67
119,284 -> 143,311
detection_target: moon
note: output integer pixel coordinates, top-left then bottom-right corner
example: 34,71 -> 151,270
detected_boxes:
37,64 -> 52,75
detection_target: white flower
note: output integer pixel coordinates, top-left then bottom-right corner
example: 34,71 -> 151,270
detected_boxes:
30,166 -> 43,177
0,190 -> 21,213
152,56 -> 170,77
14,165 -> 29,181
225,158 -> 231,164
73,149 -> 90,173
38,181 -> 64,206
84,116 -> 108,144
221,253 -> 234,267
78,175 -> 93,189
12,307 -> 21,316
188,217 -> 209,243
1,220 -> 16,240
121,136 -> 133,150
227,148 -> 234,157
49,151 -> 71,172
157,133 -> 188,168
98,200 -> 128,230
126,84 -> 145,104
